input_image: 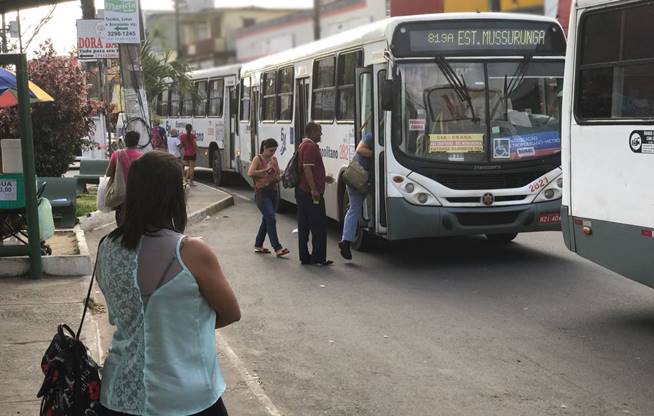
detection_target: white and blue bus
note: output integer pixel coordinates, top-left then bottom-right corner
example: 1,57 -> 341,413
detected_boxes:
156,64 -> 241,185
235,13 -> 567,249
561,0 -> 654,286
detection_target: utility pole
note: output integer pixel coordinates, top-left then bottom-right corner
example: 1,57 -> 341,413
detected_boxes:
313,0 -> 320,41
16,9 -> 22,53
1,13 -> 6,53
174,0 -> 182,58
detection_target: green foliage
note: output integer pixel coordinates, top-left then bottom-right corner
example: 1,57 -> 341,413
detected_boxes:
141,38 -> 194,113
76,191 -> 97,217
0,41 -> 104,177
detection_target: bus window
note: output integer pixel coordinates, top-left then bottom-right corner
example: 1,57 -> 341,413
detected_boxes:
262,70 -> 276,121
208,79 -> 224,117
240,77 -> 251,122
277,66 -> 294,121
159,89 -> 170,117
337,51 -> 362,122
576,2 -> 654,120
170,89 -> 181,117
181,90 -> 194,117
195,80 -> 208,117
312,56 -> 336,121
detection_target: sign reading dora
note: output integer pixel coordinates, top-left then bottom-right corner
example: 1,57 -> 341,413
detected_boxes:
104,0 -> 141,44
392,20 -> 566,57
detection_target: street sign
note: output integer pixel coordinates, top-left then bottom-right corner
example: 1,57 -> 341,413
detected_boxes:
104,0 -> 141,44
76,19 -> 119,61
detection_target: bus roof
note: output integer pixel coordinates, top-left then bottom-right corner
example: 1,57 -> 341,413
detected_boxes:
241,12 -> 561,76
190,64 -> 241,80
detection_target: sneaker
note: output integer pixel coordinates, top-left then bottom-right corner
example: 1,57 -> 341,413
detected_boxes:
338,240 -> 352,260
313,260 -> 334,267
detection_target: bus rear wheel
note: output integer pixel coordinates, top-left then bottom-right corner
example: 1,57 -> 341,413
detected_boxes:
341,187 -> 372,252
212,150 -> 223,186
485,233 -> 518,243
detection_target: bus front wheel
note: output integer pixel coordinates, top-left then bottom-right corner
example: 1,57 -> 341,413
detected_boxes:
212,150 -> 223,186
485,233 -> 518,243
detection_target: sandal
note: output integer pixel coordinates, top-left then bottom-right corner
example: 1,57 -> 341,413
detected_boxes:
254,247 -> 271,254
275,248 -> 290,257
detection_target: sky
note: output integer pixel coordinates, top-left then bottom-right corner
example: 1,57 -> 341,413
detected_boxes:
9,0 -> 313,56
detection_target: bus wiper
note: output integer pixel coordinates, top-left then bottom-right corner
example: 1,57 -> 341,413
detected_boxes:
489,56 -> 533,121
436,58 -> 479,122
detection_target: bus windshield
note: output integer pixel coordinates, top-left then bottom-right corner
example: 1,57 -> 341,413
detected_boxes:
399,60 -> 563,163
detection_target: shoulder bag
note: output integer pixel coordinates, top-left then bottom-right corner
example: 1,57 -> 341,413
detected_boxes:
105,150 -> 127,209
342,158 -> 369,193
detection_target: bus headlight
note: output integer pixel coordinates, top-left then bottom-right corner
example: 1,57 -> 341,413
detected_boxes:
390,174 -> 441,206
534,175 -> 563,202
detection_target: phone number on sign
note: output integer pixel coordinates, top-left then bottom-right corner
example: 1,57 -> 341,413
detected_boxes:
107,31 -> 137,38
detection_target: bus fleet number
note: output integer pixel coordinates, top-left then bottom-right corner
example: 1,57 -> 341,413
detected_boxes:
529,177 -> 549,193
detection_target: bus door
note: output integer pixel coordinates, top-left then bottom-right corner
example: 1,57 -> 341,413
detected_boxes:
250,86 -> 259,161
227,85 -> 237,169
294,78 -> 310,148
373,66 -> 388,233
355,67 -> 374,225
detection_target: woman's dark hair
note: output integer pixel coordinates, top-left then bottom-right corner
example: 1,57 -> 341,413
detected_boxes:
185,123 -> 193,131
109,151 -> 187,250
259,138 -> 278,154
124,131 -> 140,147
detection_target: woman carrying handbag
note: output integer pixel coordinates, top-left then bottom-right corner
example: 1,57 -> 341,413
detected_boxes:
104,131 -> 143,225
248,138 -> 290,257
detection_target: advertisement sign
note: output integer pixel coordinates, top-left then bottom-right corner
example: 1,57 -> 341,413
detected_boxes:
0,178 -> 17,201
77,19 -> 119,60
493,130 -> 561,160
429,133 -> 484,153
104,0 -> 141,44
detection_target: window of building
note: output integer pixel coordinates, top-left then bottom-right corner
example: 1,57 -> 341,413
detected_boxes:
336,50 -> 362,121
262,71 -> 277,121
208,78 -> 224,117
312,56 -> 336,121
170,89 -> 181,117
181,90 -> 194,117
576,2 -> 654,120
278,66 -> 294,121
240,77 -> 251,121
194,81 -> 208,117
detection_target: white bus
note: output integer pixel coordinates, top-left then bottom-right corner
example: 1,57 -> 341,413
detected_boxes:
561,0 -> 654,286
155,64 -> 241,185
236,13 -> 567,249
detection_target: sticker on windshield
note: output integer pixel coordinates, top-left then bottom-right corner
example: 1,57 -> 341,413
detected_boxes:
493,131 -> 560,160
493,138 -> 510,159
629,130 -> 654,154
429,134 -> 483,153
409,119 -> 426,131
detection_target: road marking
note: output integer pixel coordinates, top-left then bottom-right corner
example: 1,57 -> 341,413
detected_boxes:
217,336 -> 283,416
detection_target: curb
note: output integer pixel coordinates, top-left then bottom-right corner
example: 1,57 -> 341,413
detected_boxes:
187,184 -> 235,224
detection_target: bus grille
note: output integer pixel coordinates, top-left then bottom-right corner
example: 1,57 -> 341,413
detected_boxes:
433,170 -> 549,190
456,211 -> 521,226
446,195 -> 527,203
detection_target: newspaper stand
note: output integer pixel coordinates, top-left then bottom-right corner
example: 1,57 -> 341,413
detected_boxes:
0,54 -> 42,279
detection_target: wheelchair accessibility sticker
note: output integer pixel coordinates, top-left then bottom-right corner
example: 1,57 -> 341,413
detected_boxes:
0,179 -> 17,201
629,131 -> 654,154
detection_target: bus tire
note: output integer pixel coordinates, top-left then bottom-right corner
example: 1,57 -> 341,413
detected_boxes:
340,186 -> 372,252
212,149 -> 223,186
485,233 -> 518,243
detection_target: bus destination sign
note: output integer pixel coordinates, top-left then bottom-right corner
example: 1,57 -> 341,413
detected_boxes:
393,20 -> 565,57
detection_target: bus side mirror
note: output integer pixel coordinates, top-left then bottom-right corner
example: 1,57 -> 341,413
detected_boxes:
381,79 -> 393,111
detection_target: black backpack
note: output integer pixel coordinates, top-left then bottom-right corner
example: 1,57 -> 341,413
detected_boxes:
282,149 -> 300,189
37,238 -> 105,416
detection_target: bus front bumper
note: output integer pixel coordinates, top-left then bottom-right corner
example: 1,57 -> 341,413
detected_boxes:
386,198 -> 562,240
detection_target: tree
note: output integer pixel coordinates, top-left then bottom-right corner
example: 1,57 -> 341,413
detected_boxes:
80,0 -> 95,19
0,41 -> 107,177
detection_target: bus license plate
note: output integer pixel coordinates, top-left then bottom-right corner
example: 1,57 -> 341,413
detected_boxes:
538,212 -> 561,224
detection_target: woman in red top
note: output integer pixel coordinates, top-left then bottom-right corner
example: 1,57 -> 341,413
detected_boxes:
180,123 -> 198,186
105,131 -> 143,225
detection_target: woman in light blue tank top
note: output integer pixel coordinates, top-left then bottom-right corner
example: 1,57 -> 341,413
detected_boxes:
96,151 -> 241,416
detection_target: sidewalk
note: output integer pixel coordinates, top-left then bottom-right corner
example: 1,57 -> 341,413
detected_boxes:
0,184 -> 268,415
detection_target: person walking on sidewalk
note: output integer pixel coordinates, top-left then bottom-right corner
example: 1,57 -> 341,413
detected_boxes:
338,130 -> 374,260
248,138 -> 290,257
167,128 -> 182,159
105,131 -> 143,226
180,123 -> 198,186
96,151 -> 241,416
150,119 -> 167,151
296,121 -> 334,266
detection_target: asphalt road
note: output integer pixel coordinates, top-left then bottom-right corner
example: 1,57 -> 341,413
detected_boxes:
192,172 -> 654,416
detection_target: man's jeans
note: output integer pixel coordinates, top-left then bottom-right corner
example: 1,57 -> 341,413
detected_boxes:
295,188 -> 327,264
255,189 -> 282,251
342,184 -> 366,242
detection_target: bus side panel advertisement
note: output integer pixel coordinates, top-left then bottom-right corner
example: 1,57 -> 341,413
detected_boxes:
492,130 -> 560,160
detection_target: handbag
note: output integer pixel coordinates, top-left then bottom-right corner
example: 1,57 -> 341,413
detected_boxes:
96,176 -> 112,213
105,150 -> 127,209
342,158 -> 369,193
37,237 -> 106,416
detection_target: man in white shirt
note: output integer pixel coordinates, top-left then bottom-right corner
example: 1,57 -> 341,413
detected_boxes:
167,128 -> 182,158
